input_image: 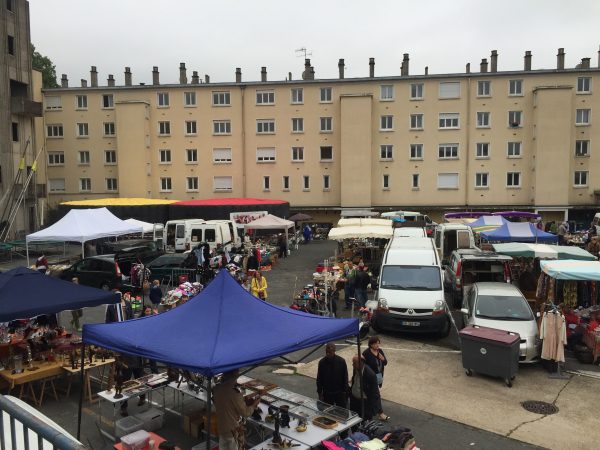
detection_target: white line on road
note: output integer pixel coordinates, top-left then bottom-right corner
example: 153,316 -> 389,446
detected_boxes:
336,343 -> 460,353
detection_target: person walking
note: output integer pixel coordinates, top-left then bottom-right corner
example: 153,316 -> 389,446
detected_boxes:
316,343 -> 348,407
277,234 -> 288,258
70,277 -> 83,332
303,224 -> 312,243
362,336 -> 390,420
354,263 -> 371,307
250,271 -> 268,300
344,263 -> 357,309
118,354 -> 146,416
149,279 -> 162,307
348,355 -> 380,420
557,221 -> 567,245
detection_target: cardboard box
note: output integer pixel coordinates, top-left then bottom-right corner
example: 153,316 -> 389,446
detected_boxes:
182,410 -> 205,435
191,411 -> 219,438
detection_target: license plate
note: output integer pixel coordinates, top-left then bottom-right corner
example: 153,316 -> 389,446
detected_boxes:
401,321 -> 420,327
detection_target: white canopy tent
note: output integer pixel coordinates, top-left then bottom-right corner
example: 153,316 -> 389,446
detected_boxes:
337,218 -> 391,227
124,218 -> 164,237
328,225 -> 393,240
244,214 -> 295,251
26,207 -> 143,262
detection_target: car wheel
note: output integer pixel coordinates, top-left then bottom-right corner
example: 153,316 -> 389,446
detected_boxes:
438,318 -> 451,338
371,318 -> 383,334
100,282 -> 110,291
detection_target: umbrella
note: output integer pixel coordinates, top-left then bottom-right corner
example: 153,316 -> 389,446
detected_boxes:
289,213 -> 312,221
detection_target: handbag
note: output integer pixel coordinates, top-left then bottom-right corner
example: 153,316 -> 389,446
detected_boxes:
258,291 -> 265,299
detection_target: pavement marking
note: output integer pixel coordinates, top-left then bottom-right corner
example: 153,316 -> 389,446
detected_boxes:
336,343 -> 461,353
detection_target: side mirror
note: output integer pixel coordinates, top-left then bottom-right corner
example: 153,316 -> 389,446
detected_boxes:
460,308 -> 469,315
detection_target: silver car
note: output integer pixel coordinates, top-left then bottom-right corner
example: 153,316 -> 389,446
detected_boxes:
461,282 -> 541,363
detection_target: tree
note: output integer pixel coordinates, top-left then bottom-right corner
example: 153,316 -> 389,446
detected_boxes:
31,44 -> 59,88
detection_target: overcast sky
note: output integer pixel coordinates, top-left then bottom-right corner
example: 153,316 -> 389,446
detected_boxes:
29,0 -> 600,86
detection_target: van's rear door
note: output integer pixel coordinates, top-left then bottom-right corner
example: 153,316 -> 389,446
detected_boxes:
175,224 -> 186,251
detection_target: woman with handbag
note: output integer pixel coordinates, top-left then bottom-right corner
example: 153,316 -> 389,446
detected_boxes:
362,336 -> 390,421
251,271 -> 268,300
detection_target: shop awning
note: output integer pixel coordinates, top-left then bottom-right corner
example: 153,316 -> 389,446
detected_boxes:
493,243 -> 597,261
540,259 -> 600,281
328,226 -> 393,240
244,214 -> 294,230
337,218 -> 391,227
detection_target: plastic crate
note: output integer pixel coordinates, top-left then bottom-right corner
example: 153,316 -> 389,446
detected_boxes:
134,407 -> 164,432
121,430 -> 150,450
115,415 -> 144,439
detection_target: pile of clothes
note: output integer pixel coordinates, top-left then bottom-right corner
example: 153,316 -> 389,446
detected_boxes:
161,282 -> 203,306
322,424 -> 418,450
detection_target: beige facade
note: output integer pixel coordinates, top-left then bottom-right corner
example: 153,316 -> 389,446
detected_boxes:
42,52 -> 600,224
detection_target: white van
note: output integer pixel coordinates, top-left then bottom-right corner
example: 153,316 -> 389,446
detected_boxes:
434,223 -> 477,266
164,219 -> 205,252
187,220 -> 237,253
392,227 -> 427,238
372,237 -> 450,336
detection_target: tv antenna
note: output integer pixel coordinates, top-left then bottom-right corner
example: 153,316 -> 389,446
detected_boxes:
295,47 -> 312,59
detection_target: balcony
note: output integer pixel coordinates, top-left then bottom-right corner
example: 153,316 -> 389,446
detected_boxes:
11,96 -> 43,117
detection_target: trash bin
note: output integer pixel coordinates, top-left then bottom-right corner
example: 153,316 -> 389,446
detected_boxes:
459,325 -> 520,387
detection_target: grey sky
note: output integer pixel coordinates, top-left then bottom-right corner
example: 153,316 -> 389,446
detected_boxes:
29,0 -> 600,85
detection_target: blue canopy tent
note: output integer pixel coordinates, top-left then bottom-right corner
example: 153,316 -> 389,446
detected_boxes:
480,222 -> 558,244
0,267 -> 120,322
467,215 -> 508,233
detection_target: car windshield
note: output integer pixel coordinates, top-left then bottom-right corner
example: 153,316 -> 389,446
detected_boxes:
380,265 -> 442,290
475,294 -> 533,320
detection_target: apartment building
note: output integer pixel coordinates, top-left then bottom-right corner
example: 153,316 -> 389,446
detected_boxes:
42,50 -> 600,224
1,0 -> 44,237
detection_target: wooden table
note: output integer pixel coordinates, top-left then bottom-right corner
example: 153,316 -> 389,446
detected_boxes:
0,361 -> 63,406
63,358 -> 115,403
113,431 -> 181,450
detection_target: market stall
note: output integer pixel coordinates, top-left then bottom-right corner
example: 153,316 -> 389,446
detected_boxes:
480,222 -> 558,244
244,214 -> 296,263
468,215 -> 508,234
337,218 -> 391,227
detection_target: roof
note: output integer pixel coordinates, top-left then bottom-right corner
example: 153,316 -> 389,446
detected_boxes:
388,237 -> 434,249
473,282 -> 523,296
455,250 -> 512,261
172,198 -> 287,206
61,198 -> 178,206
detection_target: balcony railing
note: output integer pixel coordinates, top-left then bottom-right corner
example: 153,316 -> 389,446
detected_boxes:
10,97 -> 43,117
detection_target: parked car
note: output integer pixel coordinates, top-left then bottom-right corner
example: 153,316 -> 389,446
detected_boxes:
98,239 -> 164,276
147,253 -> 197,284
59,255 -> 123,290
460,282 -> 541,363
445,249 -> 513,308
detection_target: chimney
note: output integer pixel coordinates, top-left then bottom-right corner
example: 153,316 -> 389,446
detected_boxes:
490,50 -> 498,73
235,67 -> 242,83
424,66 -> 428,75
179,62 -> 187,84
524,51 -> 532,71
81,79 -> 87,87
60,74 -> 68,88
288,72 -> 292,81
205,74 -> 210,83
401,53 -> 410,76
261,66 -> 267,82
152,66 -> 160,85
466,63 -> 470,74
309,66 -> 315,80
581,57 -> 591,69
124,67 -> 132,86
302,59 -> 311,80
369,57 -> 375,77
90,66 -> 98,87
557,48 -> 565,70
338,58 -> 345,79
191,71 -> 199,84
107,74 -> 115,87
480,58 -> 488,73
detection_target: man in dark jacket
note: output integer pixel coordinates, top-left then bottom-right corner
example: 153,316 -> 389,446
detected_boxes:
349,355 -> 380,419
316,343 -> 348,407
354,264 -> 371,306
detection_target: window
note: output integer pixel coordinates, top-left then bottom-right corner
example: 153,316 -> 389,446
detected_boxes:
263,176 -> 270,191
507,172 -> 521,187
382,174 -> 390,190
323,175 -> 330,190
320,117 -> 332,132
47,124 -> 63,138
410,83 -> 423,100
412,174 -> 419,189
102,94 -> 113,108
11,122 -> 18,142
159,149 -> 171,163
76,95 -> 87,109
437,173 -> 459,189
509,79 -> 523,96
76,123 -> 89,137
79,178 -> 91,192
7,35 -> 14,55
574,171 -> 588,187
214,176 -> 232,191
380,85 -> 394,100
291,118 -> 304,133
439,81 -> 460,99
213,120 -> 231,135
291,88 -> 303,104
184,91 -> 196,106
187,177 -> 199,191
103,122 -> 115,136
78,151 -> 90,164
292,147 -> 304,162
186,148 -> 198,163
380,115 -> 393,131
257,119 -> 275,134
439,113 -> 459,129
49,178 -> 65,192
438,144 -> 458,159
410,144 -> 423,160
213,148 -> 232,163
257,147 -> 276,162
476,142 -> 489,158
507,141 -> 522,158
476,112 -> 490,128
576,108 -> 591,125
185,120 -> 197,135
160,177 -> 172,191
320,146 -> 333,161
106,178 -> 118,191
45,96 -> 62,110
320,87 -> 332,103
380,145 -> 393,160
477,80 -> 491,97
104,150 -> 117,164
410,114 -> 423,130
282,176 -> 290,190
157,92 -> 170,107
6,0 -> 13,12
508,111 -> 522,127
577,77 -> 591,94
48,152 -> 65,166
212,91 -> 231,106
256,90 -> 275,105
158,121 -> 171,135
475,172 -> 489,188
575,140 -> 590,157
303,175 -> 310,190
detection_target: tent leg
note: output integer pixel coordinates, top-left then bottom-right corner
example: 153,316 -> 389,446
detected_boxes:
81,242 -> 85,259
76,345 -> 86,440
26,243 -> 29,267
206,376 -> 212,450
357,333 -> 364,419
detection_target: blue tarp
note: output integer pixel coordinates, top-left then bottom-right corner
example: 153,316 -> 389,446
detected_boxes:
480,222 -> 558,244
83,271 -> 359,376
0,267 -> 119,322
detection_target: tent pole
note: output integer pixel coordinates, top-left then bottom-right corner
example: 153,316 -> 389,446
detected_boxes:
357,333 -> 364,418
206,376 -> 212,450
26,242 -> 29,266
81,242 -> 85,259
76,344 -> 86,440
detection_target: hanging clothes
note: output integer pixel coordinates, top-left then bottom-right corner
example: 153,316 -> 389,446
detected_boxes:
547,277 -> 556,303
540,311 -> 566,362
536,273 -> 547,300
563,281 -> 577,309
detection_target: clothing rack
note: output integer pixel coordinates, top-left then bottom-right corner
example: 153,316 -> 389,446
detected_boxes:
540,303 -> 570,380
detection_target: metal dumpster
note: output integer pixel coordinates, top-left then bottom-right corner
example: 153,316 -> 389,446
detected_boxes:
459,325 -> 520,387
